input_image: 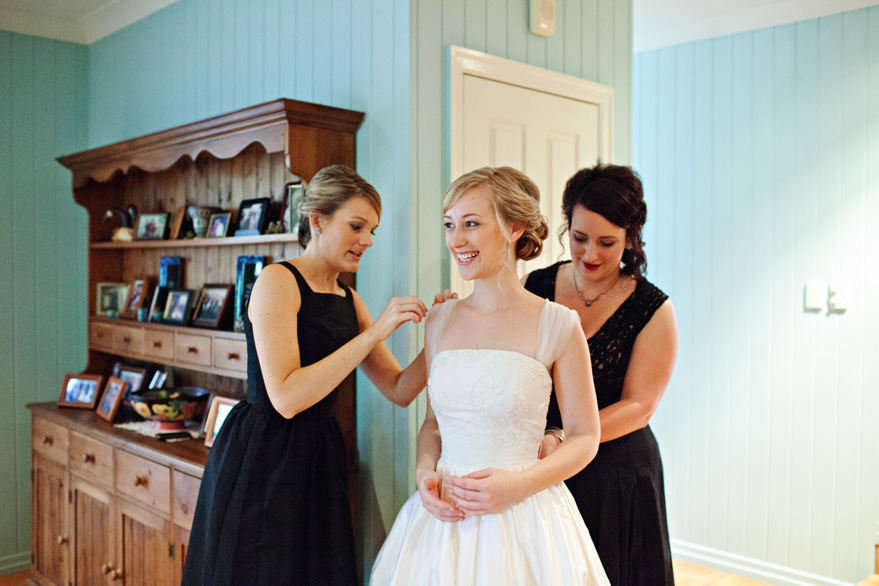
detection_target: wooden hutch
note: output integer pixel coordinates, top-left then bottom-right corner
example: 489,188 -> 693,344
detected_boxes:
28,99 -> 363,585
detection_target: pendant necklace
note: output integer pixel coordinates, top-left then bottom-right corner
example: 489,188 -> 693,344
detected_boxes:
571,266 -> 621,308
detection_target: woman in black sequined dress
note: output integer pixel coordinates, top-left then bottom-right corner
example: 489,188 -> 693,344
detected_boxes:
524,164 -> 678,586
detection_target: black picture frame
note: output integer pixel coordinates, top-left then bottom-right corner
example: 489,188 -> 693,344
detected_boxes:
192,284 -> 233,329
148,286 -> 171,322
235,197 -> 271,236
159,256 -> 184,289
163,289 -> 197,326
234,255 -> 266,332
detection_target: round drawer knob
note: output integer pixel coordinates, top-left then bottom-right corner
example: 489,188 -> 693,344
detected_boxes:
112,569 -> 123,581
82,453 -> 95,463
102,563 -> 114,575
133,475 -> 149,487
227,352 -> 240,361
42,436 -> 53,445
153,341 -> 162,348
122,337 -> 131,343
57,535 -> 68,545
187,346 -> 198,354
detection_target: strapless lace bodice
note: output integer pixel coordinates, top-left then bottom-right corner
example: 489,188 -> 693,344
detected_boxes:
429,349 -> 551,469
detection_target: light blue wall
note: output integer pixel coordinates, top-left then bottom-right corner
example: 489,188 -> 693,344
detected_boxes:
409,0 -> 634,448
635,7 -> 879,584
85,0 -> 412,577
0,30 -> 89,573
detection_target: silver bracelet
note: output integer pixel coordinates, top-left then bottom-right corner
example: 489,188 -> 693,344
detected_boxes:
544,427 -> 565,442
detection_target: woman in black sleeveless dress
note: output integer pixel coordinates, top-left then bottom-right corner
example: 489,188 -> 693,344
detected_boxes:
524,164 -> 678,586
182,165 -> 431,586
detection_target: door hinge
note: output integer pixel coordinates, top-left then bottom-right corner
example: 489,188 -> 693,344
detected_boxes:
168,542 -> 175,559
68,490 -> 72,503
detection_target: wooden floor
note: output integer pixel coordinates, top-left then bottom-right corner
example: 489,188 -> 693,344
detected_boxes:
0,562 -> 773,586
3,564 -> 876,586
674,560 -> 772,586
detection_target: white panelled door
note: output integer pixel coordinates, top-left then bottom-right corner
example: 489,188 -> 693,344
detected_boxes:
449,47 -> 614,296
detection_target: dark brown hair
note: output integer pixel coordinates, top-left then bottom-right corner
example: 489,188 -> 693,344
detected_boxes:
561,164 -> 648,278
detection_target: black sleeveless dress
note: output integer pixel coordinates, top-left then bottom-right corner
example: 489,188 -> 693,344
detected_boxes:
182,262 -> 359,586
525,261 -> 674,586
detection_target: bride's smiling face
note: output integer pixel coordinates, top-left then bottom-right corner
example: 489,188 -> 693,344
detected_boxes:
443,185 -> 512,280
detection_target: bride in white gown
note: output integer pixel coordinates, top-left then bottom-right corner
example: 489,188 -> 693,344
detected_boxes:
370,167 -> 610,585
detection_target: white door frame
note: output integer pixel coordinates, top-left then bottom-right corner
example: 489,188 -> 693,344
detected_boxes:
447,45 -> 615,295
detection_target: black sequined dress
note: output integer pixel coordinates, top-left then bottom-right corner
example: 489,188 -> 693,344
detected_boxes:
525,261 -> 674,586
182,262 -> 359,586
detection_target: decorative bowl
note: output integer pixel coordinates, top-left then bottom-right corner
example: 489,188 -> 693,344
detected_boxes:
128,387 -> 210,429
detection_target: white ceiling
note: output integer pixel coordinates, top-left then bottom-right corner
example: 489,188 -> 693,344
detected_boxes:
1,0 -> 878,49
634,0 -> 879,52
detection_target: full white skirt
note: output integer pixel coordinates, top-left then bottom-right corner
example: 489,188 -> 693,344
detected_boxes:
370,461 -> 610,586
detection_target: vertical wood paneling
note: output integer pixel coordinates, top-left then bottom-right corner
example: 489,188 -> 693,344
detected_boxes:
635,6 -> 879,584
1,30 -> 87,572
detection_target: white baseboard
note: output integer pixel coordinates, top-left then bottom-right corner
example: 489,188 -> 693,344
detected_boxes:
672,539 -> 852,586
0,551 -> 30,576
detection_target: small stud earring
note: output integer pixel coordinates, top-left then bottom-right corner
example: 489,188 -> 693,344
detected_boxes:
314,227 -> 321,236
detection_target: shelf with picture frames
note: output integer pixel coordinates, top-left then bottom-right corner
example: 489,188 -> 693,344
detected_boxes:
25,99 -> 365,586
90,232 -> 300,249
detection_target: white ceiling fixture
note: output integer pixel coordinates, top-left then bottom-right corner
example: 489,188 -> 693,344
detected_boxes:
635,0 -> 879,53
0,0 -> 180,45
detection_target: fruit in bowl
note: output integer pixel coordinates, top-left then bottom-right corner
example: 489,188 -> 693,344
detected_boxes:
129,387 -> 210,429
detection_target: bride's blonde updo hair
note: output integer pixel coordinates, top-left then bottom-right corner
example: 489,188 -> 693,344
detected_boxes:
442,166 -> 549,261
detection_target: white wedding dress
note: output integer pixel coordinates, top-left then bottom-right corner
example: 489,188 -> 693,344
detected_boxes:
370,300 -> 610,586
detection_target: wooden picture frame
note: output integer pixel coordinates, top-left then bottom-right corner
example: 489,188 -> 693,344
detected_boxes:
208,212 -> 231,238
235,197 -> 270,236
163,289 -> 197,326
58,374 -> 104,409
134,212 -> 169,240
192,284 -> 233,328
116,365 -> 147,394
168,205 -> 188,239
96,377 -> 128,422
203,395 -> 240,447
120,276 -> 154,319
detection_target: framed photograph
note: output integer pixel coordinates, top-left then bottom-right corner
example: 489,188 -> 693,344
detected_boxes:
96,282 -> 128,316
163,289 -> 197,326
192,284 -> 233,328
208,212 -> 231,238
116,365 -> 147,394
96,377 -> 128,422
168,205 -> 188,240
203,395 -> 240,447
284,182 -> 303,233
58,374 -> 104,409
235,197 -> 270,236
120,277 -> 155,319
159,256 -> 184,289
148,286 -> 171,322
134,212 -> 169,240
234,255 -> 266,332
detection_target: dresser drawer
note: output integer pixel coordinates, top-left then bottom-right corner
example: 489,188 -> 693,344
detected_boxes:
115,450 -> 171,513
89,321 -> 114,350
172,470 -> 201,530
175,333 -> 211,367
32,418 -> 69,464
69,431 -> 114,485
213,338 -> 247,373
143,329 -> 174,360
113,325 -> 144,355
